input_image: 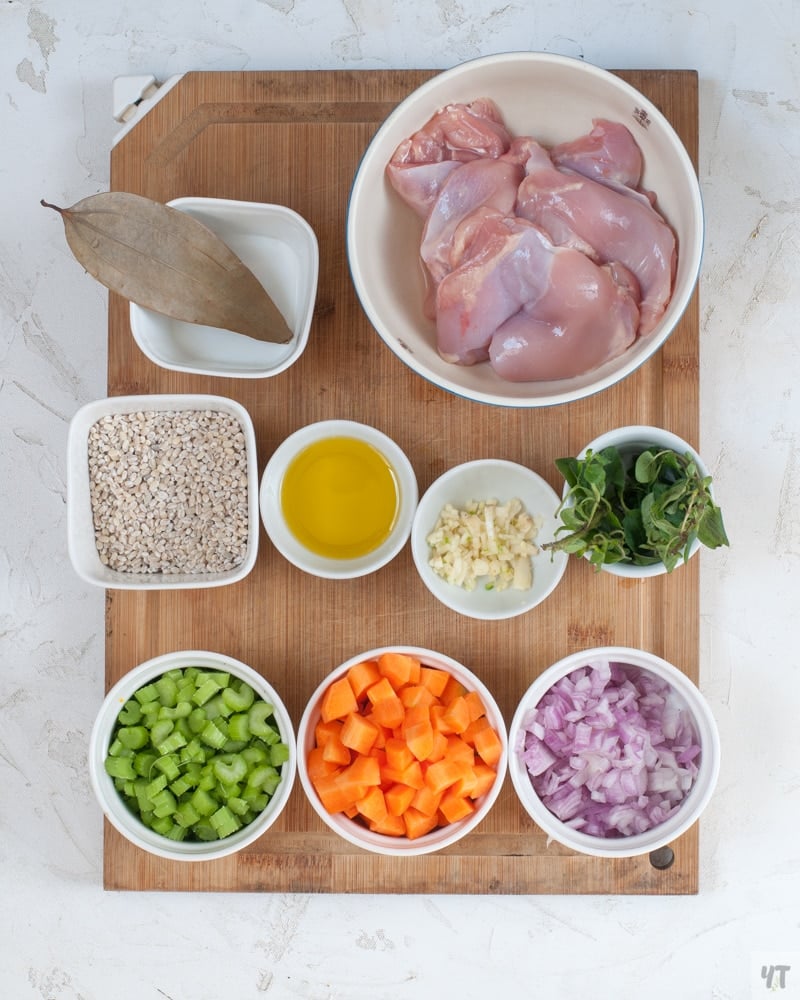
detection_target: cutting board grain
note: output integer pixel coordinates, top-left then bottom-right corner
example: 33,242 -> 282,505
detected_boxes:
105,68 -> 701,894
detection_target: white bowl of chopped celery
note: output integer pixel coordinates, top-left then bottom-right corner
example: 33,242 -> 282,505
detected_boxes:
89,650 -> 296,861
410,459 -> 568,620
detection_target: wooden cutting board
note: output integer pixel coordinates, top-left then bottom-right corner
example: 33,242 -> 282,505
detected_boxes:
104,68 -> 701,893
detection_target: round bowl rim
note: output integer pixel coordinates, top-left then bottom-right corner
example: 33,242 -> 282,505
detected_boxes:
346,50 -> 704,408
507,645 -> 721,857
89,649 -> 297,861
297,644 -> 508,856
411,458 -> 568,619
259,419 -> 418,580
569,424 -> 710,578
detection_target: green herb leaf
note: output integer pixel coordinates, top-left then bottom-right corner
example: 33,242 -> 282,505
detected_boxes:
544,442 -> 729,572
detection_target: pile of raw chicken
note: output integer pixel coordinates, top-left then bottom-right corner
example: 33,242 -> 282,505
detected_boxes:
386,100 -> 677,382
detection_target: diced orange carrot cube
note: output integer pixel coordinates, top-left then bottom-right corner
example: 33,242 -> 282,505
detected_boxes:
368,812 -> 406,837
441,675 -> 467,705
399,684 -> 436,709
424,757 -> 469,797
384,737 -> 414,772
473,725 -> 503,767
378,651 -> 420,689
410,784 -> 442,817
385,782 -> 416,817
321,733 -> 351,766
468,763 -> 498,799
442,695 -> 470,734
461,716 -> 491,746
306,746 -> 339,781
464,689 -> 486,722
427,729 -> 448,763
419,666 -> 450,698
438,789 -> 476,824
314,719 -> 343,747
403,807 -> 439,840
357,786 -> 388,824
444,735 -> 475,766
340,712 -> 380,756
342,754 -> 382,787
321,676 -> 359,723
370,693 -> 405,730
347,659 -> 381,701
313,772 -> 362,814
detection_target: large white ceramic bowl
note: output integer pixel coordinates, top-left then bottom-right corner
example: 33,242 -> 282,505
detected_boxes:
411,459 -> 568,620
564,425 -> 713,578
297,646 -> 508,856
347,52 -> 703,407
259,420 -> 418,579
67,394 -> 259,589
508,646 -> 720,858
89,650 -> 297,862
130,197 -> 318,379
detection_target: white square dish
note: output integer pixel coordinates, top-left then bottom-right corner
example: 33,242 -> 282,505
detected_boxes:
67,393 -> 259,589
129,197 -> 318,378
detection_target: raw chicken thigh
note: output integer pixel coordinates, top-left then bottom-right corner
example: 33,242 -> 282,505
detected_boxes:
386,99 -> 511,217
385,102 -> 676,382
516,140 -> 675,334
435,209 -> 640,378
550,118 -> 643,189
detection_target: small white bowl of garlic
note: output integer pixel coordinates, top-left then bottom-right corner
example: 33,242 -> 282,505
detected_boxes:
410,459 -> 568,620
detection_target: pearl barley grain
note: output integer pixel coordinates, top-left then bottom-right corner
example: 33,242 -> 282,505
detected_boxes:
87,409 -> 249,574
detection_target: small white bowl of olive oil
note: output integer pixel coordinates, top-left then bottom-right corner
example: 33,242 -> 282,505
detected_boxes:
259,420 -> 418,579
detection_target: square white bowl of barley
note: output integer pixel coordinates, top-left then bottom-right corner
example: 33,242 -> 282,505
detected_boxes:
67,394 -> 259,589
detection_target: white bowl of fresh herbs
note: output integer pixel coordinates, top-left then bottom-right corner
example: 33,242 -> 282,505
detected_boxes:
544,426 -> 729,577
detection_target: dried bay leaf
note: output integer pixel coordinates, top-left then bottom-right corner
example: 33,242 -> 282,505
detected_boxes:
42,191 -> 293,344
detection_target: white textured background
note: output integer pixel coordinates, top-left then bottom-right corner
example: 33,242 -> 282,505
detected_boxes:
2,1 -> 799,998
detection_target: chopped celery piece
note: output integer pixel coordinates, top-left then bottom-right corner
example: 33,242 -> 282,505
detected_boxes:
133,682 -> 160,705
241,745 -> 268,766
188,708 -> 208,734
156,730 -> 187,756
117,700 -> 142,725
153,754 -> 181,782
227,713 -> 251,742
190,787 -> 218,817
105,666 -> 291,843
247,701 -> 275,738
158,701 -> 193,721
133,752 -> 158,777
192,677 -> 222,706
149,719 -> 174,748
209,805 -> 240,837
117,726 -> 149,750
145,773 -> 168,799
212,754 -> 247,785
154,675 -> 178,707
269,742 -> 290,766
151,788 -> 177,818
226,796 -> 250,817
173,802 -> 200,828
104,756 -> 136,780
222,682 -> 255,713
200,719 -> 228,750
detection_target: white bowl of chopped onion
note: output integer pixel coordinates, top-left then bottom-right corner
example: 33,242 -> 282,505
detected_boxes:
346,51 -> 703,407
410,459 -> 568,620
508,647 -> 720,857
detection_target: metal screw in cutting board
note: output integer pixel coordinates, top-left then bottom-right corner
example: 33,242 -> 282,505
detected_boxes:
649,846 -> 675,870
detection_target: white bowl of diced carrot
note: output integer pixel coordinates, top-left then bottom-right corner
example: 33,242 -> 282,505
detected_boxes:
297,646 -> 508,856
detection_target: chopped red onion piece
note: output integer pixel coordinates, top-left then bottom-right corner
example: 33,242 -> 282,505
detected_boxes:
516,658 -> 701,838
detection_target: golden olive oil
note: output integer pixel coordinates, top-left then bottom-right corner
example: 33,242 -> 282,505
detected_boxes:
281,436 -> 399,559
